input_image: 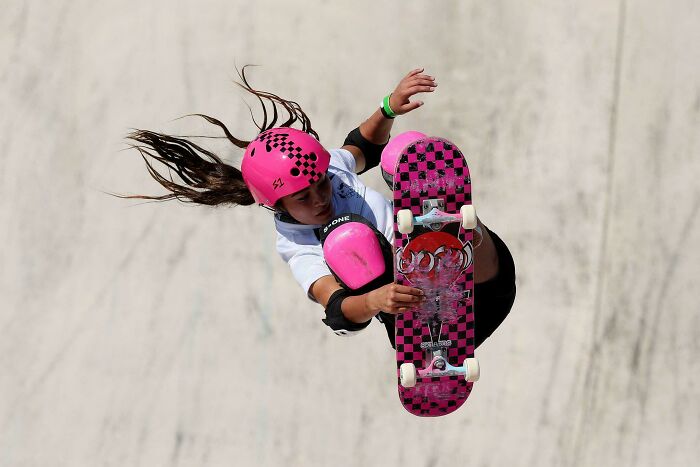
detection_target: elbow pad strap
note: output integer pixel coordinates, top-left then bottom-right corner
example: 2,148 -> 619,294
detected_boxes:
343,127 -> 388,175
322,288 -> 372,336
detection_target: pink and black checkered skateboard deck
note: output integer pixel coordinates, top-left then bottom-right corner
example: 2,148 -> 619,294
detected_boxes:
392,136 -> 477,417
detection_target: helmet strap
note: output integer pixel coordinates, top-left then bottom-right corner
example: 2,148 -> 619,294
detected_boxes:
258,204 -> 278,213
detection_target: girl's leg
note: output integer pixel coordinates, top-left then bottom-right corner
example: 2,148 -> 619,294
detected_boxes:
473,217 -> 500,284
472,220 -> 517,348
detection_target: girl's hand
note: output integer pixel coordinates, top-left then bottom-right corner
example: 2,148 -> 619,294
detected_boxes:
366,282 -> 425,315
388,68 -> 437,116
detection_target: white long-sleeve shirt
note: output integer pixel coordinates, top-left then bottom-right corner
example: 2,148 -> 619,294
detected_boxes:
274,148 -> 394,302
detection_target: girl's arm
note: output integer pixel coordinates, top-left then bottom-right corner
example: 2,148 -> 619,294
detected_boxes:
342,68 -> 437,172
310,275 -> 425,324
342,108 -> 394,173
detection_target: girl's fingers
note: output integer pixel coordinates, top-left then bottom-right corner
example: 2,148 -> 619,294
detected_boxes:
398,301 -> 425,312
401,101 -> 423,112
400,84 -> 435,95
401,78 -> 436,90
394,292 -> 425,304
394,81 -> 436,105
392,86 -> 435,101
405,76 -> 436,85
394,284 -> 424,296
402,85 -> 436,97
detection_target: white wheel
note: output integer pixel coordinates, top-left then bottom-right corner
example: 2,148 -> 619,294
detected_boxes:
397,209 -> 414,234
460,205 -> 477,230
400,362 -> 417,388
463,358 -> 480,382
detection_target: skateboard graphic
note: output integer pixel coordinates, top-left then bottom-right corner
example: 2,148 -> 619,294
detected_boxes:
392,136 -> 480,417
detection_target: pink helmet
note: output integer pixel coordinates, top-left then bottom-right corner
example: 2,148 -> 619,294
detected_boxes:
380,130 -> 427,187
241,127 -> 331,207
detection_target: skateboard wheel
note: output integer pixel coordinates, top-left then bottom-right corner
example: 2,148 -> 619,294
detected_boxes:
463,358 -> 480,382
397,209 -> 414,234
399,362 -> 417,388
460,205 -> 477,230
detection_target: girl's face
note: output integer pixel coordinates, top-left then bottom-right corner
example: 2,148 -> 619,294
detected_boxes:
278,172 -> 334,225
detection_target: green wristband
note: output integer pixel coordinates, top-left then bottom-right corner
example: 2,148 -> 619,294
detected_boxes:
381,94 -> 396,118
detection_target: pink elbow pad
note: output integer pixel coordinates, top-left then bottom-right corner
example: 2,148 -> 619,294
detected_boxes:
320,214 -> 393,291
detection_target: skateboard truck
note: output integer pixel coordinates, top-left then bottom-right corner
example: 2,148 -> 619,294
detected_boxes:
397,200 -> 477,234
400,313 -> 480,388
399,349 -> 480,388
422,199 -> 447,231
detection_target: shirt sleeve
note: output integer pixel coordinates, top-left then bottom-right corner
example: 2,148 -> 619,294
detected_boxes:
382,199 -> 395,244
276,230 -> 332,303
329,148 -> 357,174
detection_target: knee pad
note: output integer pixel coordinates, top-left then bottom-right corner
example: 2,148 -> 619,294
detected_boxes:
320,214 -> 394,294
380,131 -> 427,187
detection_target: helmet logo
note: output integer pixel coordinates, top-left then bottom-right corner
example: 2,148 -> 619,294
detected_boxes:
273,178 -> 284,190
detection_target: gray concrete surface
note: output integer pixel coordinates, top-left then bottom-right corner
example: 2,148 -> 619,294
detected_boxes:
2,0 -> 699,466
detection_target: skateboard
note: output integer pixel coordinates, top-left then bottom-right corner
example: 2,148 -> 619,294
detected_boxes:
392,136 -> 480,417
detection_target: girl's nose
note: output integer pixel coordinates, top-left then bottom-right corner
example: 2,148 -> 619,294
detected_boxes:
313,196 -> 326,209
311,190 -> 326,207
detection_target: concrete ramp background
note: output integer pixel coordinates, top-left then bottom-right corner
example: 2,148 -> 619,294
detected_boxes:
2,1 -> 699,466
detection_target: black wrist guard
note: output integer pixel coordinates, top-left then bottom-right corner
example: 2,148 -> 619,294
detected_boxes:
343,127 -> 388,175
322,288 -> 372,336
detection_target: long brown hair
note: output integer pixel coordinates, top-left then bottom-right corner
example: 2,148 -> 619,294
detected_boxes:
116,65 -> 319,208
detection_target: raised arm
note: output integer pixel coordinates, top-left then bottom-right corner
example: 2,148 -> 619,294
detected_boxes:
342,68 -> 437,173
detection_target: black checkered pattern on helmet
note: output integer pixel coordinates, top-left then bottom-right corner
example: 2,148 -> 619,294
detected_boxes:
258,130 -> 323,184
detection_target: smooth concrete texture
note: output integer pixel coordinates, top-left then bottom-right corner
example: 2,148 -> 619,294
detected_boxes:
2,1 -> 699,466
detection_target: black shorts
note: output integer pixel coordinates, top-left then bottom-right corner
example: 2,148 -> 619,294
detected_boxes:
471,226 -> 517,348
377,226 -> 517,349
